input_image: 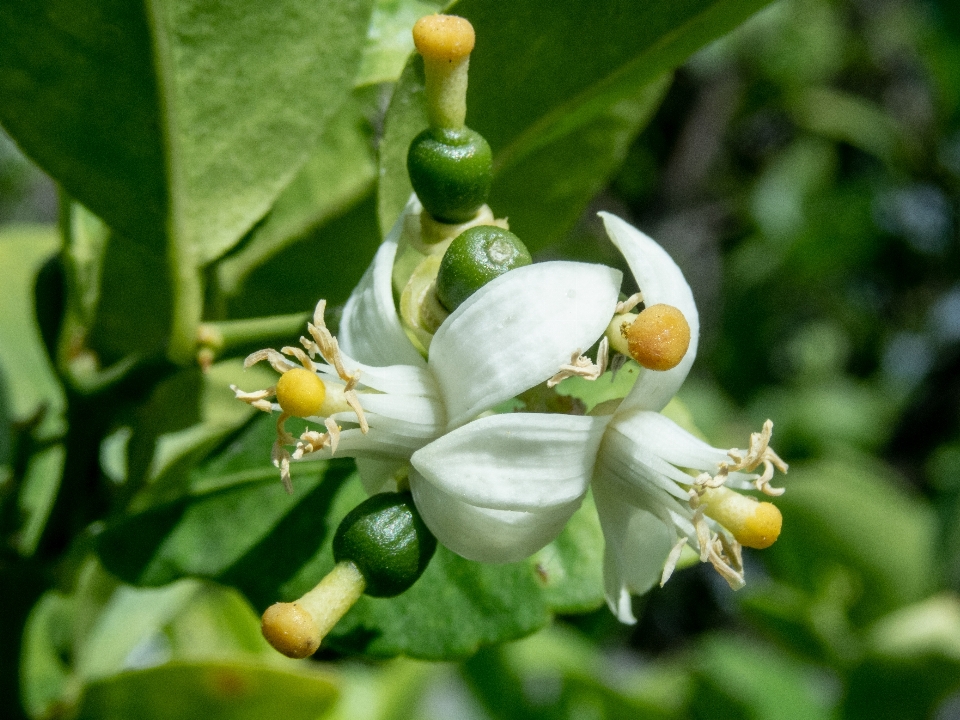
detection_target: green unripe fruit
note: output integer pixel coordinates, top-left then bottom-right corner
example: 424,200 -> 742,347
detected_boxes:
436,225 -> 532,312
332,492 -> 437,598
407,126 -> 492,223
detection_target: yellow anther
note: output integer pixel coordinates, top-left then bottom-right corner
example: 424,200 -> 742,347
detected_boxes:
261,561 -> 366,659
700,486 -> 782,549
275,367 -> 326,419
260,602 -> 320,659
413,14 -> 475,62
626,304 -> 691,371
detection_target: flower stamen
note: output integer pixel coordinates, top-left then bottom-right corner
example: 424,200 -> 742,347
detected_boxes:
231,386 -> 276,413
547,337 -> 610,387
615,291 -> 644,315
726,419 -> 788,496
660,537 -> 688,586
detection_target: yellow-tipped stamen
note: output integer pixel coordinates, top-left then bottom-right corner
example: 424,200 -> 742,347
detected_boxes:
626,304 -> 691,371
699,485 -> 782,549
234,300 -> 373,491
413,14 -> 475,129
261,561 -> 366,659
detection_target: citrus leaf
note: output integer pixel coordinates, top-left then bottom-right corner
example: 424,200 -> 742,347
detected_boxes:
378,0 -> 776,249
75,661 -> 338,720
0,0 -> 373,265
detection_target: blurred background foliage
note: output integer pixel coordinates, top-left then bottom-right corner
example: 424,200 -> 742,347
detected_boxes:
3,0 -> 960,717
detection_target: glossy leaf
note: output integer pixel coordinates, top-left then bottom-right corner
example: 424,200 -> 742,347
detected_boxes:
379,0 -> 776,247
19,591 -> 75,720
0,225 -> 64,434
95,417 -> 340,593
223,191 -> 383,320
214,94 -> 378,304
355,0 -> 445,86
0,0 -> 373,263
75,662 -> 338,720
123,359 -> 271,509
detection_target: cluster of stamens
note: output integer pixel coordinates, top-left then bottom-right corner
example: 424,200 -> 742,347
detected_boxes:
657,420 -> 788,589
232,300 -> 370,492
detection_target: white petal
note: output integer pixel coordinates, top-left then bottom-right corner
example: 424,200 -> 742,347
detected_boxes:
317,360 -> 439,398
600,420 -> 695,502
339,196 -> 426,368
593,475 -> 674,623
410,413 -> 608,511
410,469 -> 581,563
608,408 -> 729,473
600,212 -> 699,412
358,393 -> 445,433
429,261 -> 621,428
298,427 -> 423,460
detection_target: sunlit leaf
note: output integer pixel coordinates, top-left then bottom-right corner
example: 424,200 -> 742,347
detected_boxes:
0,0 -> 373,263
215,94 -> 378,307
75,662 -> 338,720
0,225 -> 63,434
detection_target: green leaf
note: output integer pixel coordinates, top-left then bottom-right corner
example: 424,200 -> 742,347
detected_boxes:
21,563 -> 338,718
355,0 -> 446,87
835,595 -> 960,720
84,222 -> 174,365
15,444 -> 65,556
214,93 -> 378,305
691,633 -> 834,720
0,225 -> 64,435
764,453 -> 937,624
20,591 -> 77,720
0,0 -> 374,264
76,580 -> 202,682
123,359 -> 271,509
223,190 -> 383,320
378,0 -> 776,247
75,661 -> 338,720
487,77 -> 670,252
530,493 -> 605,615
95,425 -> 339,593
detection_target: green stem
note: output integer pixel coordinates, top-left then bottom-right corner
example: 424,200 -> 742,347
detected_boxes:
198,312 -> 311,356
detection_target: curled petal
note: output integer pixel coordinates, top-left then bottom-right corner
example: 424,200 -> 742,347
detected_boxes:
410,413 -> 608,511
410,469 -> 582,563
608,409 -> 730,473
593,475 -> 674,624
600,212 -> 699,413
340,196 -> 427,368
429,261 -> 622,428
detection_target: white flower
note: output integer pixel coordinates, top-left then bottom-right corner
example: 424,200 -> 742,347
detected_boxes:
234,199 -> 622,495
407,212 -> 788,623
